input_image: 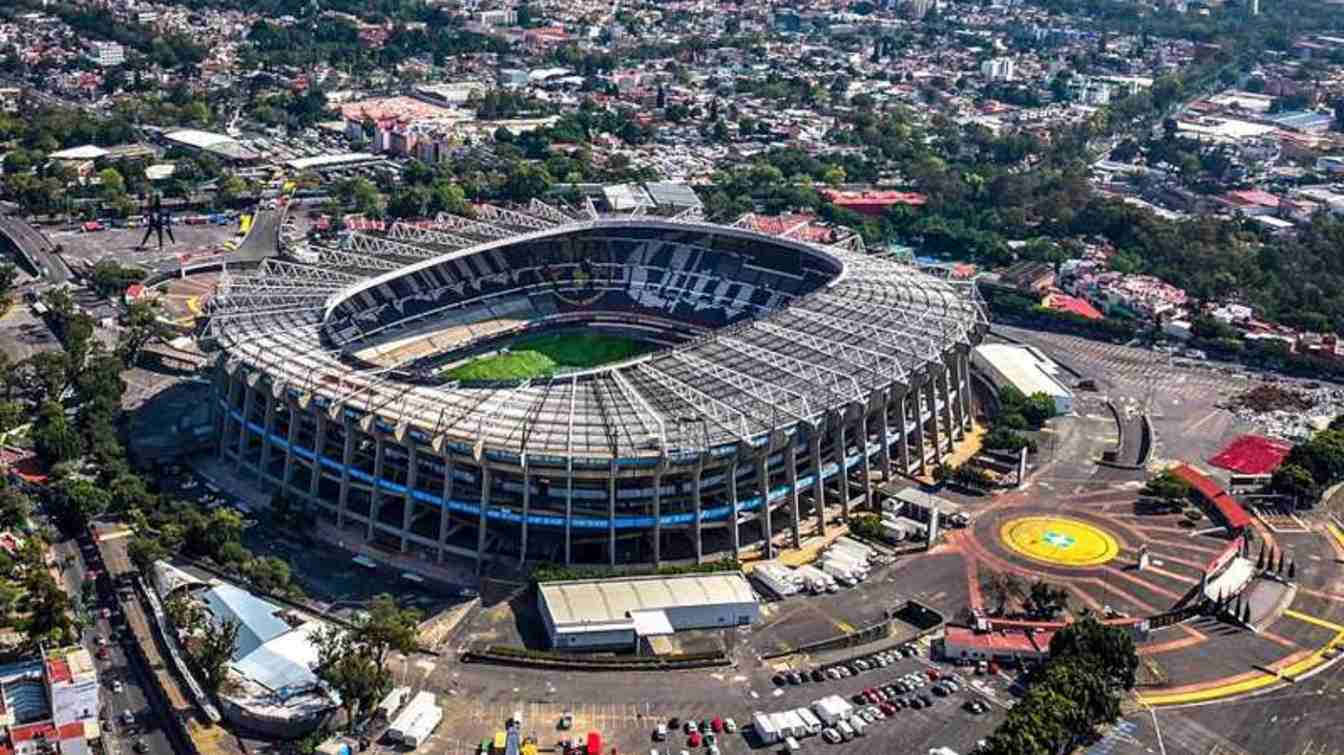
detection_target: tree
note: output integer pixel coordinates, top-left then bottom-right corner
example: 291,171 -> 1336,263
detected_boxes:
1021,392 -> 1058,427
1023,580 -> 1070,619
32,401 -> 82,464
359,594 -> 422,668
117,299 -> 168,366
1141,470 -> 1191,506
195,617 -> 242,693
0,487 -> 32,530
50,477 -> 111,531
127,535 -> 168,574
314,625 -> 386,728
1269,462 -> 1316,503
0,263 -> 18,302
1049,615 -> 1138,691
981,572 -> 1025,616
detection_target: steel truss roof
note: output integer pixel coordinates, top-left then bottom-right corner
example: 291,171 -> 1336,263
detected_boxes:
209,213 -> 984,459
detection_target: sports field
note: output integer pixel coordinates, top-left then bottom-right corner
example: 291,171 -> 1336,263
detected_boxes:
442,332 -> 655,381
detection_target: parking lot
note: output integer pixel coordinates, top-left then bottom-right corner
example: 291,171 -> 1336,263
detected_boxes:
398,634 -> 1007,755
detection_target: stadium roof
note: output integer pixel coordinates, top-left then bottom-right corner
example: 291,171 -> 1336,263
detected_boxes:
540,573 -> 756,627
207,207 -> 986,459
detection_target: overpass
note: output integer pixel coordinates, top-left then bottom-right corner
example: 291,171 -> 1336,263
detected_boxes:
0,215 -> 71,283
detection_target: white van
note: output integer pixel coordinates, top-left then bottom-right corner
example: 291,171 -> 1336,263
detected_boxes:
784,735 -> 801,752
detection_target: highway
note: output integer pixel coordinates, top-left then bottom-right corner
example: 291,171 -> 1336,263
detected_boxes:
0,215 -> 72,283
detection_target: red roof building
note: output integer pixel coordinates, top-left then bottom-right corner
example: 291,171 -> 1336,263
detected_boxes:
1209,435 -> 1292,476
820,190 -> 928,217
1043,292 -> 1103,320
1169,463 -> 1252,530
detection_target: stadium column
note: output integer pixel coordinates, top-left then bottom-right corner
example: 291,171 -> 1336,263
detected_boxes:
307,413 -> 327,502
564,458 -> 573,566
436,449 -> 454,565
910,390 -> 927,475
653,460 -> 664,567
728,458 -> 741,560
258,391 -> 278,485
476,466 -> 491,576
957,350 -> 973,432
400,442 -> 418,554
693,455 -> 705,565
940,368 -> 958,446
519,456 -> 530,566
281,397 -> 300,490
219,370 -> 242,461
895,391 -> 912,476
337,417 -> 354,530
235,375 -> 256,471
834,422 -> 850,519
879,390 -> 893,483
367,434 -> 386,542
786,440 -> 801,549
858,407 -> 872,510
758,451 -> 772,561
924,379 -> 942,465
608,461 -> 618,567
809,426 -> 826,537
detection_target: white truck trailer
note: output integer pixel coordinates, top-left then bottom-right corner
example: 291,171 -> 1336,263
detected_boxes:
752,562 -> 801,598
795,707 -> 823,735
811,695 -> 854,725
825,547 -> 869,576
387,691 -> 440,747
833,537 -> 874,562
753,711 -> 781,745
792,564 -> 835,593
820,559 -> 859,586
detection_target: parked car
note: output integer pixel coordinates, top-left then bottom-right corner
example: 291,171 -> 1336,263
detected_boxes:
822,728 -> 841,744
723,718 -> 737,734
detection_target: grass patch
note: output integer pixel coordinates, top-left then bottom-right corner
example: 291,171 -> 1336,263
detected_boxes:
443,332 -> 655,381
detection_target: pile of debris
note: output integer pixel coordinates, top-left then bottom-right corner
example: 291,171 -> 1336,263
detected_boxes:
1224,383 -> 1344,442
1225,384 -> 1316,414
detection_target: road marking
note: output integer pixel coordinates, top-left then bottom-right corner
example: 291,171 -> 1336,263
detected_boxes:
1284,609 -> 1344,634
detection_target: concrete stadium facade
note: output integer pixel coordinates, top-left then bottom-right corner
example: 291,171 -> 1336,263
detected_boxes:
207,206 -> 987,570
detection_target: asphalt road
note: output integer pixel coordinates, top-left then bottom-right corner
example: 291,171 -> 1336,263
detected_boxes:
52,526 -> 176,755
237,207 -> 280,262
0,215 -> 72,282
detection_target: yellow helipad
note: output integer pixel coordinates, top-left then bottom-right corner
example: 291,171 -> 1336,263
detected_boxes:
1000,516 -> 1119,567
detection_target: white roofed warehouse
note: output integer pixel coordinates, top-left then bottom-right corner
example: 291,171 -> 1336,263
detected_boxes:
538,573 -> 759,650
971,343 -> 1073,415
205,205 -> 987,572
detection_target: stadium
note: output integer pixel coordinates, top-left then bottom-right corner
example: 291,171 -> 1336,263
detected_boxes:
205,203 -> 987,569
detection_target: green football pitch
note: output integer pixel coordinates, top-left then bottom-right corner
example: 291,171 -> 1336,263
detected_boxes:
442,332 -> 656,381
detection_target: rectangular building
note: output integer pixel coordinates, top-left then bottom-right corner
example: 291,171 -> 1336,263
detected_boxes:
971,343 -> 1073,414
538,573 -> 759,650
